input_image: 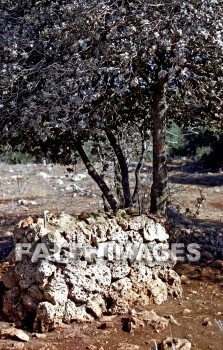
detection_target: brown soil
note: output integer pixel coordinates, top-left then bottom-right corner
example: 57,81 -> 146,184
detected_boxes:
0,162 -> 223,349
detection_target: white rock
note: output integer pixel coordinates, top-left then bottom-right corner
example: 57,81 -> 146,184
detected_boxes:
35,260 -> 57,285
69,285 -> 88,303
143,222 -> 168,242
130,262 -> 152,286
38,172 -> 50,179
143,220 -> 157,241
0,327 -> 30,342
111,277 -> 132,294
17,199 -> 37,206
161,337 -> 191,350
128,215 -> 148,231
111,261 -> 130,280
56,179 -> 64,186
108,226 -> 129,244
63,300 -> 93,323
155,223 -> 169,242
34,301 -> 65,332
65,186 -> 74,192
86,299 -> 103,318
92,222 -> 109,243
12,174 -> 23,179
86,264 -> 112,288
183,309 -> 191,315
148,278 -> 168,305
71,173 -> 86,181
44,271 -> 68,305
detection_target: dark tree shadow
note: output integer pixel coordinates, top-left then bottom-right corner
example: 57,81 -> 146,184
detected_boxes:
168,161 -> 223,187
169,172 -> 223,187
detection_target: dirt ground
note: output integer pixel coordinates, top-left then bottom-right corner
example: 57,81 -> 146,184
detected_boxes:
0,162 -> 223,349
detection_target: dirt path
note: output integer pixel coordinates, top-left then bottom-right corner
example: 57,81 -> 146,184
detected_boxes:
0,269 -> 223,350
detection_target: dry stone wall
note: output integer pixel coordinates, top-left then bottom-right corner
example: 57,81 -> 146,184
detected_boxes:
2,211 -> 182,332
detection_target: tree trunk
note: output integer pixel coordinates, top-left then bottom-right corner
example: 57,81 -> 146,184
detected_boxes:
132,140 -> 146,203
114,162 -> 124,207
150,70 -> 168,215
74,141 -> 119,212
105,129 -> 133,208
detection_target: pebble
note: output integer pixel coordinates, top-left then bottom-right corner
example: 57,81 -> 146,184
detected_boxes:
202,319 -> 212,327
34,333 -> 47,338
215,311 -> 222,316
183,309 -> 191,315
181,275 -> 190,285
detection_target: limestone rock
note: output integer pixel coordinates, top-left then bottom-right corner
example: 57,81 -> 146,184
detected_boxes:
129,262 -> 152,288
108,278 -> 136,314
77,221 -> 92,240
115,211 -> 129,230
63,300 -> 94,323
143,220 -> 157,241
92,222 -> 109,243
157,269 -> 182,298
161,337 -> 191,350
43,270 -> 68,305
110,261 -> 130,280
86,298 -> 104,318
42,229 -> 67,246
128,309 -> 169,332
181,275 -> 190,285
69,285 -> 88,303
108,226 -> 129,245
34,302 -> 65,332
128,215 -> 148,231
147,278 -> 168,304
2,212 -> 182,331
87,263 -> 112,288
0,327 -> 30,342
155,223 -> 169,242
35,260 -> 56,285
143,221 -> 169,242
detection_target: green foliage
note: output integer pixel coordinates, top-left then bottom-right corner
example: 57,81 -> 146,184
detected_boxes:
0,144 -> 36,164
166,123 -> 185,157
168,126 -> 223,169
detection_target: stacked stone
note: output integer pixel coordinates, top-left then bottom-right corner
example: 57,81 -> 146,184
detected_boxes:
2,211 -> 182,332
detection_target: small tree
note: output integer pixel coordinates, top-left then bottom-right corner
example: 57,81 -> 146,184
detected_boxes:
1,0 -> 222,214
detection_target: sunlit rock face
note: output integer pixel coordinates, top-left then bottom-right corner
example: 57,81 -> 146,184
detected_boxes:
2,211 -> 182,332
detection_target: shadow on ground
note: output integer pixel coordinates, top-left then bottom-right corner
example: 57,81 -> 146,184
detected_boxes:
168,161 -> 223,186
169,172 -> 223,186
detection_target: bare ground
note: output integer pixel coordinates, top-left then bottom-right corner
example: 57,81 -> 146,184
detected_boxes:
0,162 -> 223,349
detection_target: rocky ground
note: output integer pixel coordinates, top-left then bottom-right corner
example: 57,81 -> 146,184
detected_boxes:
0,162 -> 223,349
